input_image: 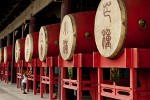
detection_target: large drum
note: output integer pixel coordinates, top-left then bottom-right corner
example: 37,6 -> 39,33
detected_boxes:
25,32 -> 39,62
95,0 -> 150,58
59,11 -> 97,60
15,38 -> 25,63
4,45 -> 12,63
38,24 -> 60,61
0,48 -> 4,63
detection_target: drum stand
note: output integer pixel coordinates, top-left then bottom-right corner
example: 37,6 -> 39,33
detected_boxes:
16,60 -> 24,88
0,62 -> 4,81
25,59 -> 40,95
59,53 -> 98,100
94,48 -> 150,100
4,61 -> 11,84
38,57 -> 58,100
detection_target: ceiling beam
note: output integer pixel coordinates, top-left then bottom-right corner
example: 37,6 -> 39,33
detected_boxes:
0,0 -> 53,39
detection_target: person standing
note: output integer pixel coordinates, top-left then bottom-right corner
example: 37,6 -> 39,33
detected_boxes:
21,70 -> 32,94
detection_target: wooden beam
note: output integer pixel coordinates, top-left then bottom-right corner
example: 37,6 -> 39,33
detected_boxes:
0,0 -> 53,39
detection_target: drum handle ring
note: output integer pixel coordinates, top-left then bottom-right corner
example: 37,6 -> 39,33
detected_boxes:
139,19 -> 146,29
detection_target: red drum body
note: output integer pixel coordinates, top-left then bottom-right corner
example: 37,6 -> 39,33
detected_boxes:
124,0 -> 150,48
15,38 -> 25,63
4,45 -> 12,63
25,32 -> 39,62
38,24 -> 60,61
94,0 -> 150,58
59,11 -> 97,60
0,48 -> 4,63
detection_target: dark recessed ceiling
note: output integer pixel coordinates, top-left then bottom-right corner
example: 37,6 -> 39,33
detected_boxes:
0,0 -> 32,32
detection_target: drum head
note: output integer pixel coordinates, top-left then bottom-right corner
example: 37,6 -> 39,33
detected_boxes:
59,14 -> 77,60
4,47 -> 7,63
94,0 -> 127,58
15,39 -> 21,63
38,26 -> 48,61
25,34 -> 33,62
0,48 -> 2,63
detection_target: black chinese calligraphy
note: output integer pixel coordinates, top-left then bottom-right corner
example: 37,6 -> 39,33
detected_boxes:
26,38 -> 29,58
63,40 -> 68,54
63,21 -> 68,35
102,29 -> 111,49
103,1 -> 111,23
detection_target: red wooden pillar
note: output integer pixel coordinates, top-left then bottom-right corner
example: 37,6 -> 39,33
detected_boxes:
33,66 -> 36,95
0,63 -> 4,81
61,67 -> 66,100
77,67 -> 82,100
98,68 -> 103,100
130,68 -> 137,100
5,62 -> 9,84
2,64 -> 4,81
27,66 -> 30,92
20,63 -> 23,88
40,65 -> 44,98
0,64 -> 1,80
29,16 -> 37,33
16,66 -> 19,88
16,60 -> 24,88
49,67 -> 54,100
16,63 -> 19,88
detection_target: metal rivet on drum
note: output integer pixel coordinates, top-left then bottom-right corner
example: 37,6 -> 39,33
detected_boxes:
54,40 -> 59,46
85,32 -> 91,39
139,19 -> 146,29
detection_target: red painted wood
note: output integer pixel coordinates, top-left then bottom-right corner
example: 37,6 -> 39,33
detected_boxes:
96,48 -> 150,100
18,39 -> 25,58
38,57 -> 58,99
124,0 -> 150,48
59,54 -> 98,100
16,38 -> 25,61
72,11 -> 97,53
4,45 -> 12,62
60,11 -> 98,60
93,48 -> 150,68
25,32 -> 39,62
58,54 -> 93,67
15,60 -> 24,88
31,32 -> 39,59
39,24 -> 60,61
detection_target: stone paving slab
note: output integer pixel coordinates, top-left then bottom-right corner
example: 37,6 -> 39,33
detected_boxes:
0,81 -> 49,100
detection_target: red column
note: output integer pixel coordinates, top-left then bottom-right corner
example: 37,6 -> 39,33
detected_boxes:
33,64 -> 36,95
130,68 -> 137,100
40,66 -> 44,98
49,67 -> 54,100
98,68 -> 103,100
61,67 -> 66,100
77,67 -> 82,100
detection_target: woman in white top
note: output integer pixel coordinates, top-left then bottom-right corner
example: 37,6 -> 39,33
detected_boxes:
22,70 -> 32,94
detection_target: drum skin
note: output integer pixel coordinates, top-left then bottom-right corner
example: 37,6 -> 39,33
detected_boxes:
94,0 -> 150,58
4,45 -> 12,63
38,24 -> 60,61
59,11 -> 97,60
25,32 -> 39,62
0,48 -> 4,63
15,38 -> 25,63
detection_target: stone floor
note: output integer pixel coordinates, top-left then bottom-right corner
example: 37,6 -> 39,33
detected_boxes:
0,81 -> 94,100
0,81 -> 49,100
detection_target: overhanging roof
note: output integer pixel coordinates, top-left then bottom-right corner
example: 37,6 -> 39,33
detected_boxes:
0,0 -> 53,39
